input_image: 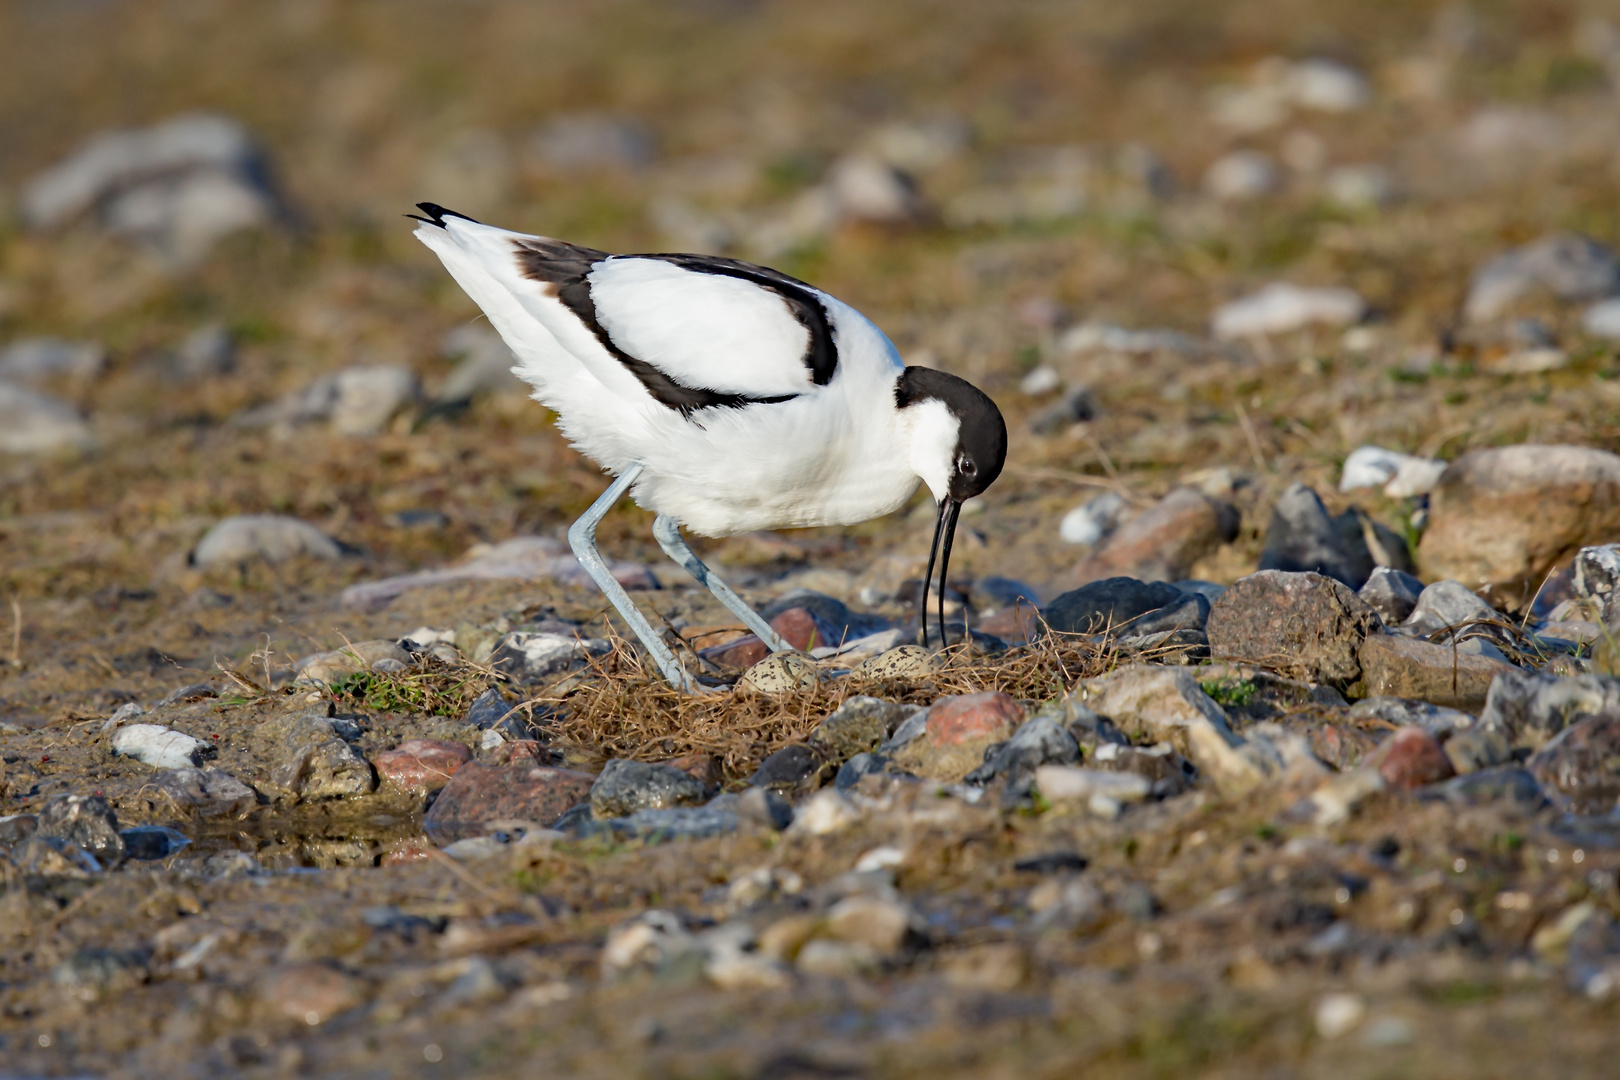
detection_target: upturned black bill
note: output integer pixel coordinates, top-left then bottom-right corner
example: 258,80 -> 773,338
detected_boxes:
918,497 -> 961,649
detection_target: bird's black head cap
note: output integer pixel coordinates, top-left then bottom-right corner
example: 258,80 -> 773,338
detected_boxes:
895,366 -> 1008,501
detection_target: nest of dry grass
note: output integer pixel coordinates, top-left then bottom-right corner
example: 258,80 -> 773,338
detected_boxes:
528,623 -> 1148,782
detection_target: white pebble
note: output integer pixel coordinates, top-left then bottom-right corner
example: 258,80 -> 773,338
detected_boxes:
1212,282 -> 1365,339
1314,992 -> 1366,1038
1339,445 -> 1448,498
1059,492 -> 1128,546
111,723 -> 207,769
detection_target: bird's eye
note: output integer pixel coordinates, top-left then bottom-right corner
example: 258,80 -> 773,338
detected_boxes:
959,457 -> 976,476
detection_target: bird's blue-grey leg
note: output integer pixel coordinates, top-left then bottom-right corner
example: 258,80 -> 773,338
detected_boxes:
652,514 -> 790,653
568,464 -> 697,692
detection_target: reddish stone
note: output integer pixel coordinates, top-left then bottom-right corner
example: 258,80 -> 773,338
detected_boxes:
925,691 -> 1024,747
372,739 -> 470,793
423,762 -> 595,843
483,740 -> 548,766
1371,726 -> 1456,791
1070,487 -> 1239,588
667,753 -> 723,787
979,601 -> 1042,644
698,607 -> 835,668
1309,724 -> 1381,771
379,837 -> 435,866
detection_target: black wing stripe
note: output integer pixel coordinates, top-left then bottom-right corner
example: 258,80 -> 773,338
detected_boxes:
514,238 -> 802,415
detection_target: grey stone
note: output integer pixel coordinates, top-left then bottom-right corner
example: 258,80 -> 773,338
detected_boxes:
1059,492 -> 1129,546
972,576 -> 1042,609
464,687 -> 514,729
119,825 -> 190,861
1465,233 -> 1620,322
174,323 -> 235,378
581,802 -> 740,842
1429,767 -> 1547,809
1088,741 -> 1194,797
0,813 -> 38,847
1043,577 -> 1186,635
191,514 -> 344,567
1207,570 -> 1381,685
16,835 -> 104,877
0,380 -> 94,454
834,752 -> 897,791
269,739 -> 376,801
828,154 -> 927,223
0,338 -> 105,384
154,767 -> 259,818
964,714 -> 1080,790
1258,483 -> 1366,588
242,364 -> 420,436
1128,591 -> 1210,635
35,795 -> 124,865
1403,579 -> 1500,639
1444,726 -> 1513,774
748,743 -> 828,792
590,759 -> 709,819
1360,567 -> 1424,625
1575,545 -> 1620,604
1347,696 -> 1476,737
807,697 -> 912,763
1478,669 -> 1620,748
435,324 -> 521,405
531,113 -> 655,171
487,631 -> 610,686
1029,385 -> 1099,435
1529,712 -> 1620,812
21,112 -> 280,262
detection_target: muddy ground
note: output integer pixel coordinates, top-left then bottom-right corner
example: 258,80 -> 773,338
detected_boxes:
5,1 -> 1620,1076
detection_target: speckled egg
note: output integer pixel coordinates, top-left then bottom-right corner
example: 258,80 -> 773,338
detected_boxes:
855,645 -> 937,679
739,651 -> 820,693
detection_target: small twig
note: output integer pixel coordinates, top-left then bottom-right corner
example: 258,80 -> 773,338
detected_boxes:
1086,432 -> 1120,480
1232,399 -> 1270,473
8,597 -> 20,667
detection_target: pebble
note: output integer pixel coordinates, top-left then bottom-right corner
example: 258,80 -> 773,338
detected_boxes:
35,794 -> 125,865
191,514 -> 344,568
1314,992 -> 1366,1038
1289,58 -> 1372,111
828,155 -> 928,224
1339,445 -> 1448,499
1257,482 -> 1372,589
487,631 -> 610,685
823,895 -> 914,953
1069,487 -> 1239,587
1076,665 -> 1260,795
0,379 -> 95,454
372,739 -> 471,794
154,767 -> 259,818
1573,544 -> 1620,604
1058,323 -> 1207,356
738,651 -> 820,693
700,606 -> 840,669
1058,491 -> 1130,546
1355,634 -> 1517,712
1207,570 -> 1380,686
423,762 -> 594,843
807,697 -> 915,764
21,112 -> 280,262
1359,567 -> 1425,626
590,759 -> 710,819
0,338 -> 106,384
1019,364 -> 1063,396
1033,765 -> 1153,807
1369,726 -> 1456,790
1203,150 -> 1281,201
1402,579 -> 1500,640
255,963 -> 367,1026
1417,444 -> 1620,607
295,639 -> 411,686
531,112 -> 655,171
257,713 -> 376,801
15,835 -> 104,876
1324,164 -> 1394,209
965,714 -> 1079,789
1348,696 -> 1474,737
1043,576 -> 1194,635
1027,385 -> 1099,435
1480,669 -> 1620,748
790,789 -> 864,836
748,743 -> 827,792
1464,233 -> 1620,322
118,825 -> 191,860
240,364 -> 420,436
1212,283 -> 1365,339
174,323 -> 235,378
1583,297 -> 1620,339
112,723 -> 213,769
1528,712 -> 1620,812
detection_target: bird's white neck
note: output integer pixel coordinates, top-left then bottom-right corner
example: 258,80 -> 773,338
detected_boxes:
903,396 -> 960,504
